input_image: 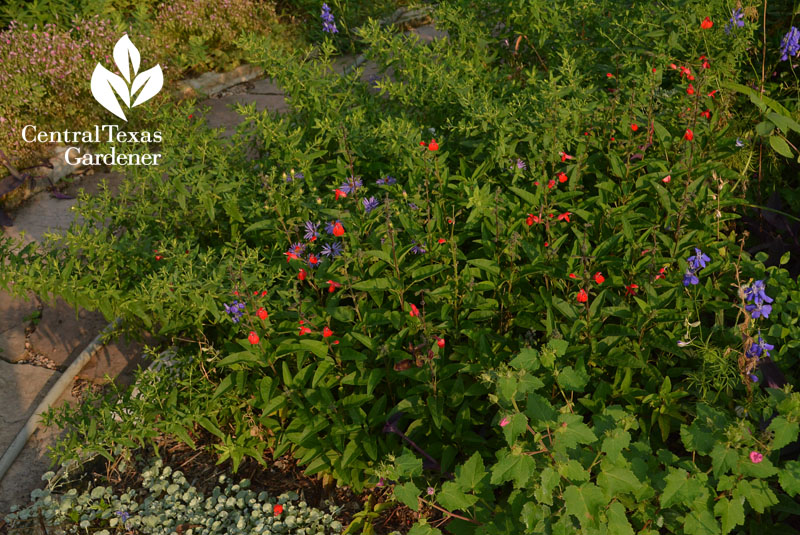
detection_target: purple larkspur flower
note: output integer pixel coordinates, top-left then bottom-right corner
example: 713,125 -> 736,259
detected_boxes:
744,280 -> 773,305
224,301 -> 245,323
687,248 -> 711,270
410,241 -> 427,254
321,3 -> 338,33
746,301 -> 772,319
362,196 -> 379,213
304,221 -> 319,241
724,8 -> 745,34
683,269 -> 699,286
340,177 -> 363,194
321,241 -> 344,258
376,175 -> 396,186
749,373 -> 759,383
780,27 -> 800,61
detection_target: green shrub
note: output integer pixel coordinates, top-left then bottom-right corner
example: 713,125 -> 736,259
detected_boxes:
2,0 -> 800,531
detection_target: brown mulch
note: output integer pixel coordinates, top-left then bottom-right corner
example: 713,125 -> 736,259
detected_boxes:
51,428 -> 444,535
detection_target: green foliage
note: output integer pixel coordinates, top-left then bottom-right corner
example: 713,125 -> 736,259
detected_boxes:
2,0 -> 800,531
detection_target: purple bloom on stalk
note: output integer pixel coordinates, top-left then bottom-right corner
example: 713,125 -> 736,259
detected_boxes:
746,301 -> 772,319
780,27 -> 800,61
321,3 -> 338,33
744,280 -> 773,305
516,158 -> 527,170
749,374 -> 759,383
340,177 -> 362,194
321,241 -> 344,258
362,196 -> 379,213
115,511 -> 130,524
408,202 -> 419,210
304,221 -> 319,240
376,175 -> 396,186
724,8 -> 745,34
687,248 -> 711,270
683,269 -> 699,286
410,241 -> 427,254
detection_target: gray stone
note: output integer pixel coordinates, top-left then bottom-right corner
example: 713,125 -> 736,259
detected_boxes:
77,334 -> 153,390
409,23 -> 449,43
177,64 -> 264,98
0,290 -> 39,363
201,92 -> 288,137
28,297 -> 108,368
0,360 -> 60,448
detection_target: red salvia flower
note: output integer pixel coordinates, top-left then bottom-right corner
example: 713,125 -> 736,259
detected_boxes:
299,326 -> 312,335
606,72 -> 613,78
687,84 -> 695,95
557,212 -> 571,222
428,139 -> 439,151
332,222 -> 345,237
274,505 -> 283,515
560,151 -> 574,162
594,272 -> 605,284
298,269 -> 307,281
526,214 -> 535,226
327,280 -> 342,293
437,337 -> 445,348
625,284 -> 639,296
323,326 -> 333,338
701,17 -> 713,29
684,129 -> 694,141
335,188 -> 347,200
631,123 -> 639,132
569,273 -> 577,279
285,251 -> 299,262
701,109 -> 711,119
419,141 -> 427,147
662,175 -> 671,183
547,179 -> 556,189
438,238 -> 446,244
577,289 -> 588,303
655,267 -> 667,280
257,308 -> 268,321
248,331 -> 260,345
708,89 -> 718,98
558,172 -> 568,183
410,304 -> 420,317
308,255 -> 319,266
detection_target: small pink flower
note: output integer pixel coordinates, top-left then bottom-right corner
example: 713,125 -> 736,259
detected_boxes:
499,417 -> 510,427
750,451 -> 763,464
662,175 -> 671,183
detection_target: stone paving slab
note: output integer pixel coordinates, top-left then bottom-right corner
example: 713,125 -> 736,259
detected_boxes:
0,360 -> 60,443
28,297 -> 108,369
0,290 -> 40,363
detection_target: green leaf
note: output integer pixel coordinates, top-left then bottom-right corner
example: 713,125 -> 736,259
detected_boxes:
510,348 -> 540,371
684,508 -> 720,535
299,339 -> 328,358
437,481 -> 479,510
767,416 -> 799,450
714,496 -> 745,534
779,460 -> 800,496
562,483 -> 606,529
467,258 -> 500,276
509,186 -> 537,205
597,465 -> 641,497
394,482 -> 420,511
601,428 -> 630,462
455,452 -> 486,490
769,135 -> 793,158
553,413 -> 597,452
407,521 -> 442,535
341,440 -> 359,468
489,450 -> 534,487
352,278 -> 398,291
661,468 -> 704,508
606,501 -> 634,535
557,366 -> 589,392
396,450 -> 423,477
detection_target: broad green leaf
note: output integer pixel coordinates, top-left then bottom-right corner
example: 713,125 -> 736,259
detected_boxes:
734,479 -> 777,513
563,483 -> 606,529
455,452 -> 486,490
684,508 -> 720,535
767,416 -> 799,450
714,496 -> 745,534
769,135 -> 793,158
661,468 -> 704,508
601,428 -> 631,462
394,482 -> 420,511
779,460 -> 800,496
597,465 -> 641,497
606,501 -> 634,535
437,481 -> 479,510
557,366 -> 589,392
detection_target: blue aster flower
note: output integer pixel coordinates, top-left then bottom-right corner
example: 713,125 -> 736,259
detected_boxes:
376,175 -> 396,186
362,196 -> 379,213
321,241 -> 344,258
410,241 -> 427,254
304,221 -> 319,241
340,177 -> 362,195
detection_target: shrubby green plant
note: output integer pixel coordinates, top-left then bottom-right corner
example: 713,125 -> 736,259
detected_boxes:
5,459 -> 344,534
2,0 -> 800,531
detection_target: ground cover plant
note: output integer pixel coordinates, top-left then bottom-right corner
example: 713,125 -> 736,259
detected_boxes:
3,0 -> 800,533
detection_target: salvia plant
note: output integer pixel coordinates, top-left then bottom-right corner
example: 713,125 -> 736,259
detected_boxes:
1,0 -> 800,532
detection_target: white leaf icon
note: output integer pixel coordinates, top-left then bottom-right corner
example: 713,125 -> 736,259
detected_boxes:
91,63 -> 130,121
113,34 -> 140,83
90,35 -> 163,121
130,65 -> 163,108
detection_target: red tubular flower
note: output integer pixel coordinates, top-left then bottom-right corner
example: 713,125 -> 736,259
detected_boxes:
526,214 -> 535,226
410,304 -> 420,317
625,284 -> 639,296
606,72 -> 613,78
631,123 -> 639,132
687,84 -> 695,95
594,272 -> 605,284
560,151 -> 574,162
437,338 -> 445,348
298,269 -> 307,281
701,109 -> 711,119
669,63 -> 677,70
438,238 -> 446,244
308,255 -> 319,266
557,212 -> 571,222
257,307 -> 268,321
332,222 -> 345,237
558,172 -> 568,183
684,129 -> 694,141
547,179 -> 556,189
577,289 -> 588,303
274,504 -> 283,515
262,290 -> 267,297
323,326 -> 333,338
428,139 -> 439,151
327,280 -> 342,293
655,267 -> 667,280
708,89 -> 718,98
569,273 -> 577,279
662,175 -> 671,183
335,188 -> 347,200
701,17 -> 713,29
419,141 -> 427,147
248,331 -> 260,345
299,326 -> 312,335
286,252 -> 299,263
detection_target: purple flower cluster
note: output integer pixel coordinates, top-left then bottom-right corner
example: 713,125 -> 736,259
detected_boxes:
224,301 -> 246,323
780,27 -> 800,62
362,196 -> 379,213
376,175 -> 396,186
724,8 -> 745,34
683,248 -> 710,286
746,332 -> 774,360
283,169 -> 305,182
340,177 -> 363,195
321,242 -> 343,258
304,221 -> 319,240
744,279 -> 773,319
321,3 -> 338,34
